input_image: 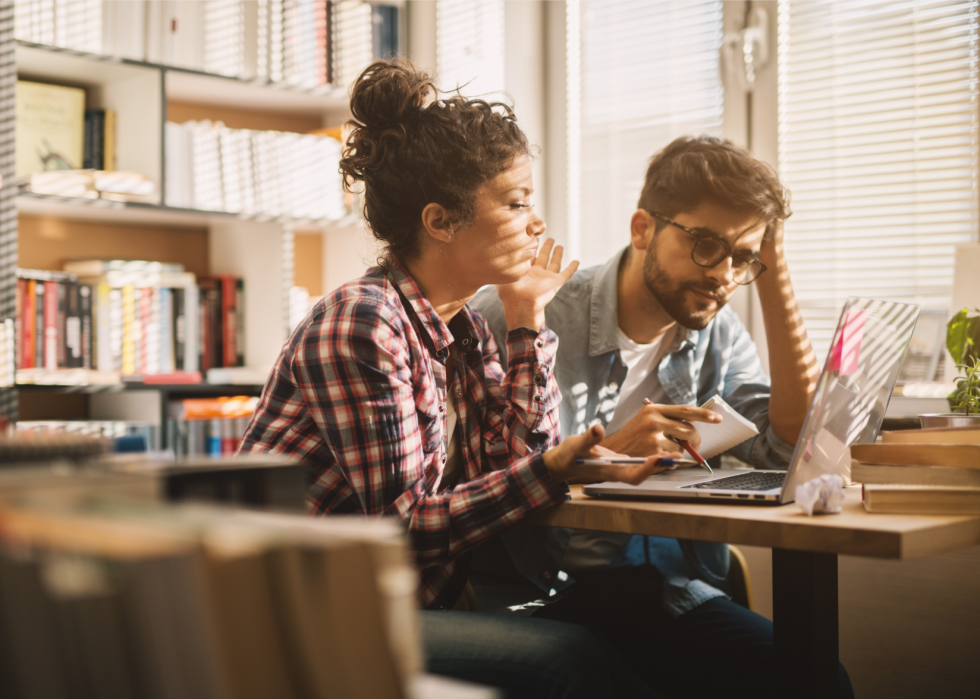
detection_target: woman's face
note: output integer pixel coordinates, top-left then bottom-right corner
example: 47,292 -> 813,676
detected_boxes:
451,154 -> 546,287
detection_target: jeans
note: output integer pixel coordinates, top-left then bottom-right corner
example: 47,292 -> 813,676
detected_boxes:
420,610 -> 660,699
530,566 -> 855,699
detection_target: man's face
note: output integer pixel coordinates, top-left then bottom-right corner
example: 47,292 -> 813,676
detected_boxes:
642,203 -> 767,330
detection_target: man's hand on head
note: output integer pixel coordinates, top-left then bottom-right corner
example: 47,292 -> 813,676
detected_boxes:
760,218 -> 785,267
599,403 -> 722,458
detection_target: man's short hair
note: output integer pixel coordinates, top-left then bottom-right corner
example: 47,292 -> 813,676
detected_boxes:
637,135 -> 791,238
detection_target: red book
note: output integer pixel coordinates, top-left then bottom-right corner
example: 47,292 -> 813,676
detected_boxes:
221,275 -> 237,368
138,371 -> 202,385
43,280 -> 58,370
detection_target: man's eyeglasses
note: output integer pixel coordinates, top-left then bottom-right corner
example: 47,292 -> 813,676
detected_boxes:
650,212 -> 767,285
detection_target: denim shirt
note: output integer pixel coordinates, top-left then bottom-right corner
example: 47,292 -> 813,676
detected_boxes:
469,247 -> 795,617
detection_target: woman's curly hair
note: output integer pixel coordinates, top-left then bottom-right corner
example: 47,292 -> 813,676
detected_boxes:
339,58 -> 530,267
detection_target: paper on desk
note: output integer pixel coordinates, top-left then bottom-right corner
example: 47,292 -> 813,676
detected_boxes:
695,395 -> 760,459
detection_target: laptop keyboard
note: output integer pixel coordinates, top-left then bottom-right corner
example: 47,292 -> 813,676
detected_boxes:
684,471 -> 786,491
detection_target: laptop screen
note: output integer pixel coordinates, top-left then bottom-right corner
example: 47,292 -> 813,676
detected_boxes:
780,298 -> 920,503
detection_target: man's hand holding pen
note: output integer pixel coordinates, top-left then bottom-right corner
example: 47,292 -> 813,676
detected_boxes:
599,399 -> 723,471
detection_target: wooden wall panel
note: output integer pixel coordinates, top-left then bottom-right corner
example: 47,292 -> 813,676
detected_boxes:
294,232 -> 323,296
18,215 -> 209,275
167,101 -> 326,134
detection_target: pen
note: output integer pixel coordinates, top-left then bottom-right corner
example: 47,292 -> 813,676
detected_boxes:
574,457 -> 696,467
643,398 -> 713,474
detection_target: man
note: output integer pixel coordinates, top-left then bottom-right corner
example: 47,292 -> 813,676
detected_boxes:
470,136 -> 853,698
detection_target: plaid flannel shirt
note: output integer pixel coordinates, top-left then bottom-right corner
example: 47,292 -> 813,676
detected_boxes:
239,262 -> 568,609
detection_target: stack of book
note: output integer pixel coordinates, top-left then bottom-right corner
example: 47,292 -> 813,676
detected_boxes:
164,119 -> 346,220
28,170 -> 155,202
0,318 -> 14,387
0,496 -> 420,699
14,260 -> 245,383
168,396 -> 259,458
851,426 -> 980,514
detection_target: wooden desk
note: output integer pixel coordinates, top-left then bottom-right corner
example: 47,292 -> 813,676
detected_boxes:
532,485 -> 980,699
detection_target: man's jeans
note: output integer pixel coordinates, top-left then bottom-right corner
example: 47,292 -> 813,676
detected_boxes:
421,610 -> 660,699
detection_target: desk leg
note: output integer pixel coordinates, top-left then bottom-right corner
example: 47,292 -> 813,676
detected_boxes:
772,548 -> 839,699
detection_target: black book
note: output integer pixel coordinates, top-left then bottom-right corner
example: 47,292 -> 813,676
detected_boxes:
84,109 -> 106,171
56,280 -> 68,368
79,284 -> 93,370
65,282 -> 84,368
172,288 -> 185,371
83,110 -> 95,170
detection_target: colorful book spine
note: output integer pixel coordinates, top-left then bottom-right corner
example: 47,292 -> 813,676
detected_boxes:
121,285 -> 136,375
43,280 -> 58,370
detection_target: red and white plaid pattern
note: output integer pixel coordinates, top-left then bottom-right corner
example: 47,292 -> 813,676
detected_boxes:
239,262 -> 567,609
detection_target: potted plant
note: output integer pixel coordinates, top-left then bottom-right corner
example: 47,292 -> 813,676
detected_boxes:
919,307 -> 980,428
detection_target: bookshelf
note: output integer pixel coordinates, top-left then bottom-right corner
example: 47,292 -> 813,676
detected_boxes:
0,2 -> 396,426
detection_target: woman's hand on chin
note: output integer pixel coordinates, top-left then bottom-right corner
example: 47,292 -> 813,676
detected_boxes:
542,424 -> 679,486
497,238 -> 579,331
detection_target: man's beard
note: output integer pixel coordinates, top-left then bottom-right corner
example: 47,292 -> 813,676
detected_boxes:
642,246 -> 728,330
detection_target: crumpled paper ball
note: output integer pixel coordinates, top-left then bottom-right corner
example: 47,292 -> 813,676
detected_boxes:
796,474 -> 846,516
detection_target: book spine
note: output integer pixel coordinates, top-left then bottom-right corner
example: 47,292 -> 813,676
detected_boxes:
107,286 -> 123,372
222,275 -> 235,368
140,287 -> 156,375
43,280 -> 58,370
315,0 -> 328,85
83,109 -> 94,169
79,284 -> 92,370
34,280 -> 44,368
103,109 -> 116,171
172,287 -> 185,372
56,280 -> 67,368
183,285 -> 199,373
199,285 -> 211,372
235,277 -> 245,367
17,278 -> 30,370
159,287 -> 174,374
65,281 -> 82,368
121,285 -> 135,375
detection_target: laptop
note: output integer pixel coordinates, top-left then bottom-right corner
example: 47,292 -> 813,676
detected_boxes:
583,298 -> 920,505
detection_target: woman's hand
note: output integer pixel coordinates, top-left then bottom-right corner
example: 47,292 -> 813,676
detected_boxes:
542,424 -> 680,485
497,238 -> 579,331
600,403 -> 722,457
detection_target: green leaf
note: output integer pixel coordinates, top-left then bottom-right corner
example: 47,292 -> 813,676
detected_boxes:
947,308 -> 972,365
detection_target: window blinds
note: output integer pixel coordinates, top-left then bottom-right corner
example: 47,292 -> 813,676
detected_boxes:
777,0 -> 980,360
436,0 -> 505,97
571,0 -> 724,269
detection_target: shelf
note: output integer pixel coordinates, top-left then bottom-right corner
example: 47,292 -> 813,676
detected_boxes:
17,40 -> 350,116
17,192 -> 350,230
16,383 -> 265,395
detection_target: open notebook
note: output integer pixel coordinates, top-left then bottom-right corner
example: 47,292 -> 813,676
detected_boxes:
695,395 -> 760,459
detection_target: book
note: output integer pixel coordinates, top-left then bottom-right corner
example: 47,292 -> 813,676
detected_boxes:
862,484 -> 980,515
850,459 -> 980,487
880,426 -> 980,446
15,80 -> 86,181
850,444 -> 980,469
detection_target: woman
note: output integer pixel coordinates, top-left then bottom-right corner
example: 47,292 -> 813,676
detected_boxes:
240,58 -> 672,698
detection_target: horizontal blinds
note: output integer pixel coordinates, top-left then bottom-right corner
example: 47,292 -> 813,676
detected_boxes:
778,0 -> 980,361
576,0 -> 723,269
436,0 -> 505,97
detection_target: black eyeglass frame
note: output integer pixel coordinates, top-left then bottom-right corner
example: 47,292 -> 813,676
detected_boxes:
650,212 -> 768,285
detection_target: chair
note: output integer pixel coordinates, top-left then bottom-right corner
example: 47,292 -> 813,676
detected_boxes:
727,544 -> 755,611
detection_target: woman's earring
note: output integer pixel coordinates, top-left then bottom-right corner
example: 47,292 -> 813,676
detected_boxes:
446,226 -> 454,243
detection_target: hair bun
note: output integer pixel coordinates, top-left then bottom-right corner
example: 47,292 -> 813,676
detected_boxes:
349,59 -> 434,132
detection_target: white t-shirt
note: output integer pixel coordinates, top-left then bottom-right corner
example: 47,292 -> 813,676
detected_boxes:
562,325 -> 676,571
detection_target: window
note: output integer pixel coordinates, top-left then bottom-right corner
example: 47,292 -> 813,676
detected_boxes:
436,0 -> 505,97
778,0 -> 980,361
568,0 -> 725,268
